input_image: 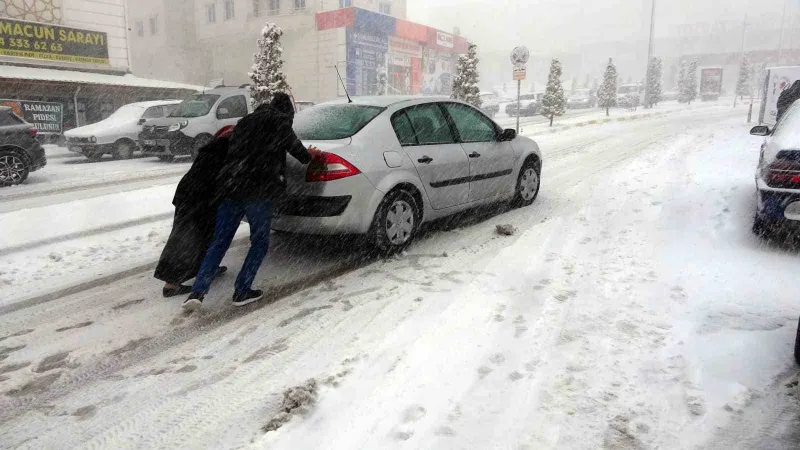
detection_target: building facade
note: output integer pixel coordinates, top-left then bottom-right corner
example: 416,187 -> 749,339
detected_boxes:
0,0 -> 201,135
126,0 -> 468,103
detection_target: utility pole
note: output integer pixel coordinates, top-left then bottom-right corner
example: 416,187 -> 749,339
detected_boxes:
735,15 -> 747,108
778,0 -> 789,64
644,0 -> 656,108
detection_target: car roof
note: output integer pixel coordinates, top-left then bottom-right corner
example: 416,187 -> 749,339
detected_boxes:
319,95 -> 449,108
127,100 -> 182,108
199,86 -> 250,95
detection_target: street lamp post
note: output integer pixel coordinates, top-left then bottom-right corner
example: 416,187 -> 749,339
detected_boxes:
644,0 -> 656,108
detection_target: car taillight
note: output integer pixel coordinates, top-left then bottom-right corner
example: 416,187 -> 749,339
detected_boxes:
765,158 -> 800,188
306,150 -> 361,182
29,128 -> 37,137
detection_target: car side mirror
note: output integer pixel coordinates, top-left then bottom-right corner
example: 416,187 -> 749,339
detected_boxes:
499,128 -> 516,141
138,118 -> 146,125
217,108 -> 230,119
750,125 -> 770,136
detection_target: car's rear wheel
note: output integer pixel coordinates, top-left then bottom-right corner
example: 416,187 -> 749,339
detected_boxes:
752,215 -> 775,239
513,158 -> 541,207
0,150 -> 29,187
371,189 -> 420,254
113,140 -> 134,160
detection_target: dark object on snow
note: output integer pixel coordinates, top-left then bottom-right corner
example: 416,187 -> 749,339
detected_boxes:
777,81 -> 800,123
154,134 -> 230,285
215,92 -> 311,202
496,224 -> 517,236
794,315 -> 800,365
263,378 -> 319,432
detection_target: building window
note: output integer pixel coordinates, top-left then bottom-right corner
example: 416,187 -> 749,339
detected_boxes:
294,0 -> 305,12
378,2 -> 391,14
135,20 -> 144,37
224,0 -> 235,20
149,15 -> 158,35
269,0 -> 280,14
253,0 -> 261,16
207,4 -> 216,23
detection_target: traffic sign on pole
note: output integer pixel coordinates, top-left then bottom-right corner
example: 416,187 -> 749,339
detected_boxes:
513,65 -> 527,81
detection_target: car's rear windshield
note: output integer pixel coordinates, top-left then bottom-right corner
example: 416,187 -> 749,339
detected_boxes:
294,105 -> 384,140
169,94 -> 221,118
618,85 -> 639,94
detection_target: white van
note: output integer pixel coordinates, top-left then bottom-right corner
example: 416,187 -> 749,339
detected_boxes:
140,87 -> 253,160
64,100 -> 181,160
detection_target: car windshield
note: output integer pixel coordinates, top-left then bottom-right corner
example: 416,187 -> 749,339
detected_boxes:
570,90 -> 590,98
618,85 -> 639,94
293,104 -> 384,140
169,94 -> 220,118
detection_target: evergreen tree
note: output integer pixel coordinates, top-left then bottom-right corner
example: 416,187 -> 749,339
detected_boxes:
248,22 -> 290,106
736,54 -> 751,101
677,60 -> 689,103
598,58 -> 618,116
680,58 -> 699,104
452,43 -> 481,108
645,57 -> 663,107
541,58 -> 566,126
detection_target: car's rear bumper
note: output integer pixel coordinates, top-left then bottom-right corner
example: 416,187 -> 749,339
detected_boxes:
756,179 -> 800,221
29,141 -> 47,171
272,175 -> 383,235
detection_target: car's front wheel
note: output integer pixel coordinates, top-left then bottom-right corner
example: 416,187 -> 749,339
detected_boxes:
371,189 -> 420,254
113,140 -> 134,160
0,149 -> 29,187
752,215 -> 775,238
513,158 -> 541,207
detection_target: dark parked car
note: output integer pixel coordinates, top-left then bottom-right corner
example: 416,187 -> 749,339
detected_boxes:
505,93 -> 540,116
0,106 -> 46,187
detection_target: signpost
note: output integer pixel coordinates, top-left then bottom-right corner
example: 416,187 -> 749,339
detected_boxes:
510,46 -> 530,134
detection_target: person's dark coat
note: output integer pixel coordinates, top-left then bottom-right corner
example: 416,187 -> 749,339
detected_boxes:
154,135 -> 230,284
215,94 -> 312,202
777,80 -> 800,123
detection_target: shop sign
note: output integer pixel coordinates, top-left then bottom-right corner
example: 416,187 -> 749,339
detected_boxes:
389,36 -> 422,58
391,54 -> 411,67
350,30 -> 388,50
0,99 -> 63,134
436,31 -> 454,49
0,18 -> 109,65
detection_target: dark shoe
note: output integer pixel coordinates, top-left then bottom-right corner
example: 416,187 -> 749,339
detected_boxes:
232,289 -> 264,307
182,292 -> 204,311
163,284 -> 192,298
216,266 -> 228,277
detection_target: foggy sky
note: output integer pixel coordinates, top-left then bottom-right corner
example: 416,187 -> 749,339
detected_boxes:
408,0 -> 793,54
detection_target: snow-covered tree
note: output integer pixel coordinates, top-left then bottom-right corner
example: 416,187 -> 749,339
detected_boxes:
679,58 -> 698,104
540,58 -> 566,126
645,57 -> 663,107
736,55 -> 751,102
248,23 -> 290,106
598,58 -> 618,116
451,43 -> 481,108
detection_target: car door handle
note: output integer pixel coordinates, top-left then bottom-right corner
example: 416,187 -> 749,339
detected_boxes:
418,156 -> 433,164
469,151 -> 481,158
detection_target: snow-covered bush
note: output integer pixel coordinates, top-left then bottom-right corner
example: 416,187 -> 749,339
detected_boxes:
452,43 -> 482,108
248,22 -> 290,106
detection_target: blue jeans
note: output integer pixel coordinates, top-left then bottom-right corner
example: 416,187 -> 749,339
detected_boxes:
192,200 -> 273,295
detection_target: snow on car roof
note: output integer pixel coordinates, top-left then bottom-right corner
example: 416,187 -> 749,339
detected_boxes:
320,95 -> 450,108
0,65 -> 205,92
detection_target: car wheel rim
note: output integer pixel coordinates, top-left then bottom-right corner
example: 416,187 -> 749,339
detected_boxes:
119,143 -> 131,158
385,199 -> 414,245
0,155 -> 25,183
519,168 -> 539,201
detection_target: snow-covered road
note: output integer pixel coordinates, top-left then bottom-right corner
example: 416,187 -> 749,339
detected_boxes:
1,106 -> 798,449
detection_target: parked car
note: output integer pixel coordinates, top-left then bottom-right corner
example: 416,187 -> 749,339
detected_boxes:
750,100 -> 800,239
617,83 -> 644,108
64,100 -> 181,160
505,93 -> 540,116
567,88 -> 597,109
140,87 -> 253,160
661,88 -> 679,102
272,96 -> 542,253
479,92 -> 500,118
0,106 -> 46,187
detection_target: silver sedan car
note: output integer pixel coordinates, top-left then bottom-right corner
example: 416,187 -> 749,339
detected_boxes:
272,96 -> 542,252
